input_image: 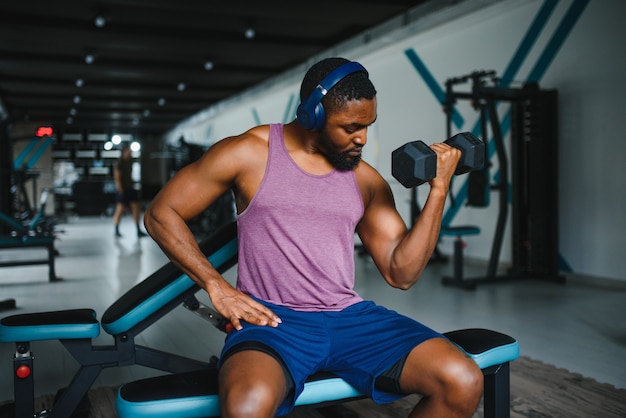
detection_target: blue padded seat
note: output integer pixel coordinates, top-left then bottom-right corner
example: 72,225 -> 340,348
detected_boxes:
446,328 -> 519,369
440,225 -> 481,237
116,369 -> 364,418
0,309 -> 99,342
0,235 -> 54,247
116,328 -> 519,418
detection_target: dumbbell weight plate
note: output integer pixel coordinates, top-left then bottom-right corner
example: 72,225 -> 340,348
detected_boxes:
391,140 -> 437,188
444,132 -> 485,175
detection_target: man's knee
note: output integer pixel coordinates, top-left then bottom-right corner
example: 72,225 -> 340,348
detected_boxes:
417,356 -> 482,417
220,379 -> 280,418
401,339 -> 483,415
444,355 -> 483,394
219,349 -> 289,418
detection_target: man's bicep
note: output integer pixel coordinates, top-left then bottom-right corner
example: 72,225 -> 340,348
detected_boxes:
357,182 -> 406,263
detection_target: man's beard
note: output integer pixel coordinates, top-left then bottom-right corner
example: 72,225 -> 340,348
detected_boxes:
319,131 -> 362,171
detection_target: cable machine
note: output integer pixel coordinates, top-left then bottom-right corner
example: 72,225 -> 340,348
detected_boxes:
1,108 -> 17,310
441,71 -> 565,288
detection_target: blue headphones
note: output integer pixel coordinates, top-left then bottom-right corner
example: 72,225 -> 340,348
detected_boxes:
296,61 -> 368,131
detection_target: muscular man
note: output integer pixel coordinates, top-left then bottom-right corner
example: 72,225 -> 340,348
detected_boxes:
144,57 -> 483,418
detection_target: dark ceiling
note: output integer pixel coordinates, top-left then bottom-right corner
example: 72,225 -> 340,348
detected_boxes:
0,0 -> 429,139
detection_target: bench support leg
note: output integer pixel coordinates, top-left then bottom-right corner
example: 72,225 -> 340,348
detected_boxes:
49,365 -> 100,418
47,241 -> 59,282
13,343 -> 35,418
482,362 -> 510,418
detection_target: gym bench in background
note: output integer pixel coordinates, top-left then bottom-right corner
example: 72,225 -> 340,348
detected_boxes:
0,223 -> 238,418
0,189 -> 58,284
0,237 -> 56,283
0,222 -> 519,418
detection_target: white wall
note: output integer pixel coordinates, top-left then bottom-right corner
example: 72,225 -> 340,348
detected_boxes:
164,0 -> 626,282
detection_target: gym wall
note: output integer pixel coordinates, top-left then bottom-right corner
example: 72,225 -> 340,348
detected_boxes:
163,0 -> 626,283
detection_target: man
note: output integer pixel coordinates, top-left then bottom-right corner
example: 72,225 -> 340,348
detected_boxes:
144,57 -> 483,418
113,144 -> 146,237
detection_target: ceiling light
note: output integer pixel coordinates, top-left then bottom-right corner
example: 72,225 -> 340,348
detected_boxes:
103,141 -> 113,151
130,141 -> 141,152
75,78 -> 84,87
177,82 -> 186,92
94,15 -> 106,28
203,60 -> 214,71
85,54 -> 95,64
158,98 -> 166,106
244,27 -> 255,39
143,109 -> 151,117
69,108 -> 77,115
66,117 -> 73,124
111,134 -> 122,145
73,95 -> 81,104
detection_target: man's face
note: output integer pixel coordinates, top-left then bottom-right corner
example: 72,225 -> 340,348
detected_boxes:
317,131 -> 362,171
317,97 -> 377,171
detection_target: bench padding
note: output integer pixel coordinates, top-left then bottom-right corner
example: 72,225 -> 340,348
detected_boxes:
116,368 -> 363,418
115,328 -> 519,418
0,309 -> 99,342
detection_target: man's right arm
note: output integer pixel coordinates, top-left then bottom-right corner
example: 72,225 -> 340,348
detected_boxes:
144,136 -> 281,330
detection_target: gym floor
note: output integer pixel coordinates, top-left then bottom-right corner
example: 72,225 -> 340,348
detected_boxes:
1,215 -> 625,403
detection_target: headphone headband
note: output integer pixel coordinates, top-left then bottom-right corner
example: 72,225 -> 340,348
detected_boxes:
296,61 -> 368,131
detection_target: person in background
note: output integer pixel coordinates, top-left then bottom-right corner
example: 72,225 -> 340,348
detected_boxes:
113,143 -> 146,238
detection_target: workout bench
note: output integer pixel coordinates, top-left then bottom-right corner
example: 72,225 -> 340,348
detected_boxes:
0,222 -> 238,418
0,189 -> 58,283
0,222 -> 519,418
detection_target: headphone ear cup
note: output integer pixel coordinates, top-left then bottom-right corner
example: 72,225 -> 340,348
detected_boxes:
296,94 -> 326,131
311,102 -> 326,132
296,101 -> 315,131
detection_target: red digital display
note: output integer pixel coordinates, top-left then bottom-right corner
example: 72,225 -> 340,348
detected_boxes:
36,126 -> 54,137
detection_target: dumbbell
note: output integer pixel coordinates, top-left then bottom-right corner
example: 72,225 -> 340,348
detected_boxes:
392,132 -> 485,188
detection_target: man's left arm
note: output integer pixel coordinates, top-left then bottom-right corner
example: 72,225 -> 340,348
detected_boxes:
357,143 -> 460,289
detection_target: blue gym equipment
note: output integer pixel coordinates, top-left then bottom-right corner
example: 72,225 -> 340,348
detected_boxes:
0,222 -> 519,417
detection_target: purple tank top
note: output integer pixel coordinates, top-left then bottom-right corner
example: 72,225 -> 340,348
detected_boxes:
236,124 -> 364,311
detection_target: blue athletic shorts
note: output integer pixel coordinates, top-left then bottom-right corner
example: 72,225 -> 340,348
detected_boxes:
219,298 -> 445,416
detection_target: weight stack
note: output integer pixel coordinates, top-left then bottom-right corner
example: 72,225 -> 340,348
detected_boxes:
510,87 -> 561,280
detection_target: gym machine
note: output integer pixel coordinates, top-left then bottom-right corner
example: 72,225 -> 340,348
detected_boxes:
440,70 -> 565,289
0,125 -> 59,288
0,115 -> 17,311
